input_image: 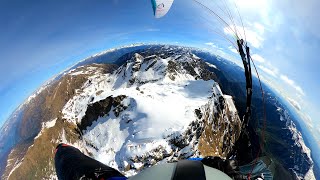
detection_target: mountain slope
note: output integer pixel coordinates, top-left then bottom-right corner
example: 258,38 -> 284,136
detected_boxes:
4,47 -> 241,179
2,64 -> 117,180
61,50 -> 241,176
1,45 -> 315,179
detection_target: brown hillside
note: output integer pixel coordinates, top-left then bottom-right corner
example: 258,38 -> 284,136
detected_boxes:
3,64 -> 117,180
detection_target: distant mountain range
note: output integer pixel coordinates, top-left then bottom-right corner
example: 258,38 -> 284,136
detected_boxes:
0,45 -> 316,179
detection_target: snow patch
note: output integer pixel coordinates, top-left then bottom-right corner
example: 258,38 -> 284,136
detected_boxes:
44,118 -> 57,129
223,95 -> 237,113
7,158 -> 23,178
83,117 -> 129,169
34,118 -> 57,140
205,62 -> 218,69
26,85 -> 49,103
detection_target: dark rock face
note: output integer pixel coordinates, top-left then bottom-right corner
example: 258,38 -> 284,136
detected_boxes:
198,95 -> 241,157
164,94 -> 240,160
167,60 -> 178,80
79,95 -> 128,131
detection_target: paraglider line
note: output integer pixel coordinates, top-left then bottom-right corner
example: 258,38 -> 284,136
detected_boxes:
233,1 -> 247,44
193,0 -> 240,40
220,0 -> 242,40
247,55 -> 267,178
203,24 -> 239,50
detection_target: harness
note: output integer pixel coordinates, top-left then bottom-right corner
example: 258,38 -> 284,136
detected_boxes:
172,160 -> 206,180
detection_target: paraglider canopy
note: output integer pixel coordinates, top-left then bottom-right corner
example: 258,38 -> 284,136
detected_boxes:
151,0 -> 174,18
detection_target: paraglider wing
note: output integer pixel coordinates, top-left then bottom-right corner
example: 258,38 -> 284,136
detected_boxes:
151,0 -> 174,18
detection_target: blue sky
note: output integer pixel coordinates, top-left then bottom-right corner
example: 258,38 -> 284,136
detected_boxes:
0,0 -> 319,159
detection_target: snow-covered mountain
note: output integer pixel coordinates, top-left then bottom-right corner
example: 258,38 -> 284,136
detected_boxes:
276,106 -> 315,179
61,49 -> 241,176
1,45 -> 316,180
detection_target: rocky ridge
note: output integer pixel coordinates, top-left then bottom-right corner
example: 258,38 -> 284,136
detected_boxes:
1,45 -> 314,179
59,49 -> 241,176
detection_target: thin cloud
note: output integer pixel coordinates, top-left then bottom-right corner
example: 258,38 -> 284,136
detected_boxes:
251,54 -> 265,63
280,75 -> 305,96
275,0 -> 320,39
280,75 -> 294,85
303,116 -> 313,130
296,111 -> 314,131
258,65 -> 278,77
146,28 -> 160,32
205,42 -> 218,49
228,46 -> 238,54
295,86 -> 305,96
287,97 -> 301,111
254,23 -> 265,34
223,24 -> 264,49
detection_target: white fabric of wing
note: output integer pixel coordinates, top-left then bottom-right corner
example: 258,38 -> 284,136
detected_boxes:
154,0 -> 174,18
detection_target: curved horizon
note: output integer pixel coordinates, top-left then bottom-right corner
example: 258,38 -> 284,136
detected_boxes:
0,0 -> 319,178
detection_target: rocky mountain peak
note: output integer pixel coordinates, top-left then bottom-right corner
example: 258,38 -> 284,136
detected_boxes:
114,50 -> 218,89
53,50 -> 241,176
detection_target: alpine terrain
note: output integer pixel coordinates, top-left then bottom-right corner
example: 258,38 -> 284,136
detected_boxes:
0,45 -> 316,179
